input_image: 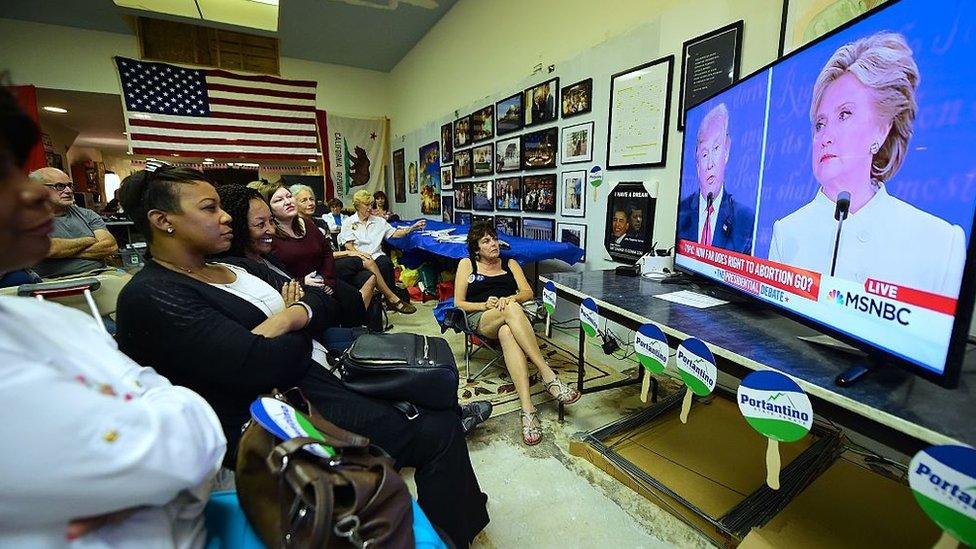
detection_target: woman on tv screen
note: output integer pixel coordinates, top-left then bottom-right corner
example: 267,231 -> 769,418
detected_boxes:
768,32 -> 966,296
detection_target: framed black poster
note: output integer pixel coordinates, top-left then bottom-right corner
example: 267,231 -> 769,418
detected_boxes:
677,20 -> 743,131
604,181 -> 655,264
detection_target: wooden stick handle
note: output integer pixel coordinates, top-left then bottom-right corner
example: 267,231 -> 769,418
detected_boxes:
933,531 -> 958,549
640,373 -> 651,403
680,388 -> 693,424
766,439 -> 781,490
545,312 -> 552,338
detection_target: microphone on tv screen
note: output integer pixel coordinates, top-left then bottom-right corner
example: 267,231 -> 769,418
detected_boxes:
834,191 -> 851,221
830,191 -> 851,276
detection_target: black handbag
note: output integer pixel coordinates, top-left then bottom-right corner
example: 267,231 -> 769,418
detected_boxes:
339,333 -> 459,410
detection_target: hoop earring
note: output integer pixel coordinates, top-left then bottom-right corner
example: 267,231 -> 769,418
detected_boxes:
870,142 -> 880,155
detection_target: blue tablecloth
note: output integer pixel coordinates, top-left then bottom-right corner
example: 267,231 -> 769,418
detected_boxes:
387,219 -> 584,267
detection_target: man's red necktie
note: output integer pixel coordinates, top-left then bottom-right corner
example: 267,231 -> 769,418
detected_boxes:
701,205 -> 714,246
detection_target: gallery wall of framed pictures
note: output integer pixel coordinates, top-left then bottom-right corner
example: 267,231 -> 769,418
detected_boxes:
394,7 -> 765,265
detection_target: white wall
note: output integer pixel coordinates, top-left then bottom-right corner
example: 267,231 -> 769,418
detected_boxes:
388,0 -> 782,272
0,18 -> 391,118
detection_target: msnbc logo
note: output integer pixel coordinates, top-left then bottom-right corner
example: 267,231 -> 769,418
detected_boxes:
827,289 -> 844,304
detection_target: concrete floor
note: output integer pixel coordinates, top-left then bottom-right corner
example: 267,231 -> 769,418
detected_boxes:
390,304 -> 713,549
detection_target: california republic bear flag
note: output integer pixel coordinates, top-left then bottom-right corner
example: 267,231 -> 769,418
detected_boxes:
324,114 -> 388,199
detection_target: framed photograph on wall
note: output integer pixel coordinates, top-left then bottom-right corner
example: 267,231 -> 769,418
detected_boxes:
392,148 -> 406,203
522,217 -> 555,241
442,195 -> 454,223
607,55 -> 674,169
453,148 -> 472,180
454,115 -> 472,149
408,161 -> 418,194
496,93 -> 523,136
561,121 -> 593,164
494,177 -> 521,211
560,170 -> 586,217
557,222 -> 587,262
455,211 -> 472,225
523,77 -> 559,127
418,141 -> 441,216
440,122 -> 453,164
677,21 -> 743,130
472,142 -> 494,176
521,127 -> 558,170
522,174 -> 556,213
561,78 -> 592,118
471,105 -> 494,142
472,180 -> 493,211
455,181 -> 472,210
495,215 -> 521,238
495,136 -> 521,173
779,0 -> 890,56
473,214 -> 494,227
441,166 -> 453,191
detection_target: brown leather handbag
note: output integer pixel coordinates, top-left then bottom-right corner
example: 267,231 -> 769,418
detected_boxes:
235,390 -> 414,548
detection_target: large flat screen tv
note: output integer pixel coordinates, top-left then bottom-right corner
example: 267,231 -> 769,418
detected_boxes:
675,0 -> 976,387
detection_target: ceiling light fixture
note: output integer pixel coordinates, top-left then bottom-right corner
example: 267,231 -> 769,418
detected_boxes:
204,158 -> 215,162
308,158 -> 318,162
42,106 -> 68,114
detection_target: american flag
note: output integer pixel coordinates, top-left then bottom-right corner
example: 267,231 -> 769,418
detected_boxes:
115,56 -> 320,160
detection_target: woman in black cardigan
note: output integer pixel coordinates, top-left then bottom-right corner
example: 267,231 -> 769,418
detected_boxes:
114,167 -> 489,547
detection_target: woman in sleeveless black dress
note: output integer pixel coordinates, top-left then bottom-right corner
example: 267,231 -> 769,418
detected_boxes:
454,222 -> 581,445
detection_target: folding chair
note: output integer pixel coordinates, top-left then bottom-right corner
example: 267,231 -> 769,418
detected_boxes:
441,307 -> 505,382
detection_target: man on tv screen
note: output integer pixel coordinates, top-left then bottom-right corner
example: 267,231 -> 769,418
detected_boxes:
767,32 -> 966,297
677,103 -> 755,254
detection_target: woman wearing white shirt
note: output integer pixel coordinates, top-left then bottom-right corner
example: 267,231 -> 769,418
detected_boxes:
323,198 -> 348,233
768,32 -> 966,296
0,85 -> 225,548
339,189 -> 426,307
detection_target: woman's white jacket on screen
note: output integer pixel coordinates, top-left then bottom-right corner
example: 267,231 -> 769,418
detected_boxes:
768,186 -> 967,297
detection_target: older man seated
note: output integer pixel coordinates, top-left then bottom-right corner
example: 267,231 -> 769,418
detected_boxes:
30,168 -> 118,278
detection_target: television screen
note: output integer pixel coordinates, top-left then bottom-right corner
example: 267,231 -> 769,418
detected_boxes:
675,0 -> 976,386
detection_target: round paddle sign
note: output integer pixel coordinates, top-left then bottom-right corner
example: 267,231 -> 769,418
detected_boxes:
676,338 -> 716,397
909,445 -> 976,547
634,323 -> 669,374
675,338 -> 716,425
588,165 -> 603,188
543,281 -> 557,315
579,297 -> 599,337
737,370 -> 812,443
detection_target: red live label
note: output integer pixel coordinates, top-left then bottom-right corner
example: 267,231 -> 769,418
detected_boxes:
864,278 -> 957,316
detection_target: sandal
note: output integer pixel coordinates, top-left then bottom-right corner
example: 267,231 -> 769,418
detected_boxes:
389,298 -> 417,314
544,377 -> 581,405
520,410 -> 542,446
